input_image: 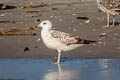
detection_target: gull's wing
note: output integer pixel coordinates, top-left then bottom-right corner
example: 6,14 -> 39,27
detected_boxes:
109,1 -> 120,11
50,30 -> 84,45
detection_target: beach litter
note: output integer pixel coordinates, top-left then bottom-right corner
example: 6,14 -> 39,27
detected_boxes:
98,33 -> 107,38
26,11 -> 39,14
77,16 -> 90,23
0,2 -> 49,10
0,3 -> 16,10
36,38 -> 41,42
85,20 -> 90,24
24,47 -> 30,53
52,8 -> 58,10
36,19 -> 40,22
98,9 -> 102,12
26,4 -> 33,8
0,3 -> 6,9
0,21 -> 11,23
0,13 -> 5,17
0,27 -> 37,36
73,28 -> 77,32
77,17 -> 89,20
24,3 -> 48,9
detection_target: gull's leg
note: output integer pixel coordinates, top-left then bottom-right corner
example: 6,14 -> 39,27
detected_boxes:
107,13 -> 110,26
104,13 -> 110,27
57,50 -> 61,64
112,15 -> 115,27
51,50 -> 61,64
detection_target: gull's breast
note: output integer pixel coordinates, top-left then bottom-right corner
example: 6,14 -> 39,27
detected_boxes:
41,29 -> 65,50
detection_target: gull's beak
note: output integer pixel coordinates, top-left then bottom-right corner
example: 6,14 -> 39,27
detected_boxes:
35,24 -> 40,28
35,19 -> 41,28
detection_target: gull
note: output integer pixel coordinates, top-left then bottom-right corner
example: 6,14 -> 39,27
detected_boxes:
36,20 -> 96,64
97,0 -> 120,27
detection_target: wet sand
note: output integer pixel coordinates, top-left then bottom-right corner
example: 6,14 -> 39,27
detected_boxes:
0,0 -> 120,58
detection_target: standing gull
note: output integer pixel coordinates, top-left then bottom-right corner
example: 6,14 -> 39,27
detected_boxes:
97,0 -> 120,27
37,20 -> 96,64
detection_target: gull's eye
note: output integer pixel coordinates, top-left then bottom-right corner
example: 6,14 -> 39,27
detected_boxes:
43,22 -> 46,25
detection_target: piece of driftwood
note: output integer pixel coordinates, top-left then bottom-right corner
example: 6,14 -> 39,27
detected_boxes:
0,27 -> 37,36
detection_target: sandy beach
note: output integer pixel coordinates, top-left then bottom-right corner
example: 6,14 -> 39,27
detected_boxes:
0,0 -> 120,58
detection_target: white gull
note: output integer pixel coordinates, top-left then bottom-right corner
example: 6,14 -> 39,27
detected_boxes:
37,20 -> 96,64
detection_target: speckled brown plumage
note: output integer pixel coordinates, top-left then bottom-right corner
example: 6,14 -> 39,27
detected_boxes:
97,0 -> 120,27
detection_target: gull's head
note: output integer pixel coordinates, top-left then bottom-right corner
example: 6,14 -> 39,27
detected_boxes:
37,20 -> 53,29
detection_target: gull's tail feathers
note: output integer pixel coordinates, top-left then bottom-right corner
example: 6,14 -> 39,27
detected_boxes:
75,38 -> 96,44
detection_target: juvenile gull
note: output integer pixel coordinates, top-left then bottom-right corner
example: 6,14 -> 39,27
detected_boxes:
97,0 -> 120,27
37,20 -> 96,64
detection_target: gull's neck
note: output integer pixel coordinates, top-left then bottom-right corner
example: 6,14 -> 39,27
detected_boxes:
41,26 -> 52,40
43,27 -> 52,30
42,27 -> 52,33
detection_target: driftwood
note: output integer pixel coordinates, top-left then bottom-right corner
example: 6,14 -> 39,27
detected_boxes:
0,27 -> 37,36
